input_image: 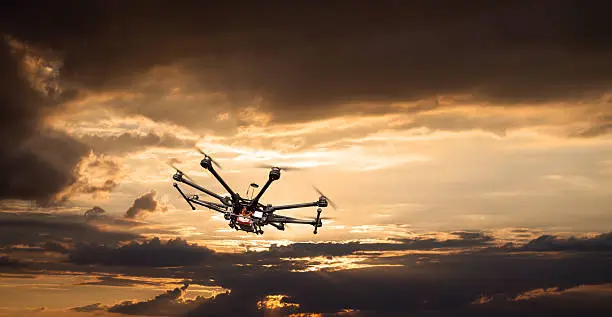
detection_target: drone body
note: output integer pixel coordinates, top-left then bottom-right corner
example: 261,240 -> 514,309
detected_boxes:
171,154 -> 330,235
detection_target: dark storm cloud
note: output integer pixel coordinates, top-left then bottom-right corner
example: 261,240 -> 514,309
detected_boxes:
68,237 -> 217,267
0,38 -> 118,205
71,284 -> 211,316
82,205 -> 156,229
0,211 -> 140,251
6,231 -> 610,316
76,132 -> 197,155
0,256 -> 22,268
261,231 -> 494,258
70,303 -> 106,313
184,252 -> 612,316
404,284 -> 612,317
489,232 -> 612,252
192,233 -> 611,315
107,284 -> 205,316
76,275 -> 162,287
124,190 -> 167,219
1,1 -> 611,128
63,231 -> 494,269
83,206 -> 106,219
451,231 -> 491,241
0,129 -> 89,206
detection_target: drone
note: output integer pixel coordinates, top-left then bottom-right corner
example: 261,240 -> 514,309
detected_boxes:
169,149 -> 337,235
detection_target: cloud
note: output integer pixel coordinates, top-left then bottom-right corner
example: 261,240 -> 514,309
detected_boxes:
69,303 -> 105,313
258,231 -> 494,259
124,190 -> 167,219
68,237 -> 216,267
2,230 -> 612,316
1,2 -> 610,131
194,255 -> 612,316
107,283 -> 204,316
487,232 -> 612,252
453,284 -> 612,317
0,129 -> 90,206
82,205 -> 159,231
569,113 -> 612,138
63,231 -> 494,270
186,232 -> 611,315
0,256 -> 22,268
309,285 -> 612,316
76,131 -> 197,155
71,283 -> 217,316
83,206 -> 106,219
0,211 -> 140,252
0,37 -> 123,207
54,152 -> 123,203
75,275 -> 164,287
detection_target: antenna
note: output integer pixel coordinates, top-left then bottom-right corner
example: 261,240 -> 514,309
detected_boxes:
248,183 -> 259,200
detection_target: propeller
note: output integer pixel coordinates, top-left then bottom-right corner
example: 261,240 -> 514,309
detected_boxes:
195,147 -> 223,169
312,185 -> 338,210
254,163 -> 304,171
167,161 -> 195,182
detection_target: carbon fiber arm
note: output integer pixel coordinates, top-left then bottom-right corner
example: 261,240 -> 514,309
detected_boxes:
173,173 -> 231,206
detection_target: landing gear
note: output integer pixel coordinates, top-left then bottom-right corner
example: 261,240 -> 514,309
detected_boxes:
313,208 -> 322,234
253,224 -> 260,235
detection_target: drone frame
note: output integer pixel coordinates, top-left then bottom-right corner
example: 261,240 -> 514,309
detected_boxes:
171,155 -> 327,235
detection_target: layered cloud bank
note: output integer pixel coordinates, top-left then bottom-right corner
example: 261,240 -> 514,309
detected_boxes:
0,208 -> 611,316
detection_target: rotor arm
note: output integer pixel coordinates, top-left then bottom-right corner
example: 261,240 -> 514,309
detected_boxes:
268,189 -> 328,212
268,201 -> 320,212
270,216 -> 321,227
270,209 -> 324,234
173,183 -> 196,210
189,197 -> 229,213
248,176 -> 275,209
273,218 -> 316,225
200,159 -> 238,200
173,173 -> 231,206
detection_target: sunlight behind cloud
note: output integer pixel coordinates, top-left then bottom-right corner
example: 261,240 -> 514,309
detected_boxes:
35,85 -> 612,245
0,273 -> 226,311
257,294 -> 300,310
284,255 -> 404,272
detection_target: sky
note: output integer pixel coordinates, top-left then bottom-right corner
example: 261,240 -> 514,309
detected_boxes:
1,1 -> 612,316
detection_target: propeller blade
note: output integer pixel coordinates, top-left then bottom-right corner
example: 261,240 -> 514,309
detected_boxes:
168,157 -> 182,165
254,163 -> 304,171
167,161 -> 194,182
195,147 -> 223,169
312,185 -> 338,210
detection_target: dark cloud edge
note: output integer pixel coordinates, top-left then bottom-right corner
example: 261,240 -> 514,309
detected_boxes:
2,2 -> 612,132
2,227 -> 612,316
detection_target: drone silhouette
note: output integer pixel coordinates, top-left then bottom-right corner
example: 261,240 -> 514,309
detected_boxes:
170,148 -> 337,235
